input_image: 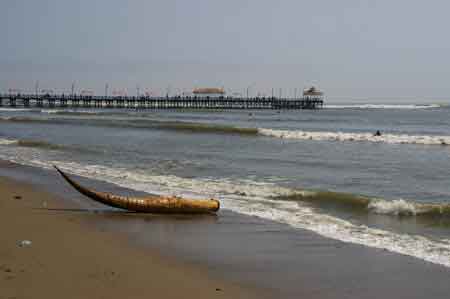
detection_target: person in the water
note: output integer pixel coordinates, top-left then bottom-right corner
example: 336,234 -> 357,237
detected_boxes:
374,130 -> 382,137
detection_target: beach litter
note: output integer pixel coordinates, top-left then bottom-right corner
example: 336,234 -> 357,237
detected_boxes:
18,240 -> 32,247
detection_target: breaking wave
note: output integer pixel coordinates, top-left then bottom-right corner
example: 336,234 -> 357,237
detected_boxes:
2,156 -> 450,267
0,116 -> 67,125
145,121 -> 258,135
16,139 -> 67,151
40,109 -> 103,116
324,104 -> 441,109
258,128 -> 450,146
0,116 -> 259,135
0,138 -> 99,153
3,115 -> 450,146
273,191 -> 450,217
0,138 -> 17,145
0,107 -> 39,112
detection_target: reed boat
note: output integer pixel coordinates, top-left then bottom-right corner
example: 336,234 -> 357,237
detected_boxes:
54,166 -> 220,214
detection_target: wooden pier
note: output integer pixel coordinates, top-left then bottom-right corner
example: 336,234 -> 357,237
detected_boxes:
0,94 -> 323,110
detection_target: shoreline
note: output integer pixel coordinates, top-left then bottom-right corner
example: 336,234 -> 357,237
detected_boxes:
1,160 -> 450,298
0,172 -> 268,299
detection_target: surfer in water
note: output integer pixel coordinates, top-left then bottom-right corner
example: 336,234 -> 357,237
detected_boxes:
374,130 -> 382,137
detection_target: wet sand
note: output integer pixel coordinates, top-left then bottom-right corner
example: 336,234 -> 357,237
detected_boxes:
1,161 -> 450,298
0,173 -> 266,299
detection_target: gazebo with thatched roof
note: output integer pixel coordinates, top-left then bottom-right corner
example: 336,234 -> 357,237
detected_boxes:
303,86 -> 324,97
192,88 -> 225,97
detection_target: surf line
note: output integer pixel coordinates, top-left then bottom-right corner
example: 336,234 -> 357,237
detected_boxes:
54,166 -> 220,214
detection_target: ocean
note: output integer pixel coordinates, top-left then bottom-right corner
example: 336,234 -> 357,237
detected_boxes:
1,103 -> 450,267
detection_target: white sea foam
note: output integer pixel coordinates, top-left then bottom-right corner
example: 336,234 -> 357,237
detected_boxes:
40,109 -> 63,114
40,109 -> 99,114
368,199 -> 418,216
324,104 -> 440,109
0,108 -> 37,112
1,151 -> 450,268
258,128 -> 450,146
0,138 -> 18,145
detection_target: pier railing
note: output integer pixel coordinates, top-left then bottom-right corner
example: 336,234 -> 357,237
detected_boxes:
0,94 -> 323,110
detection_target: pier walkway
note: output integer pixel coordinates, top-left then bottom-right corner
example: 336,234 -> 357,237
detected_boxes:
0,94 -> 323,110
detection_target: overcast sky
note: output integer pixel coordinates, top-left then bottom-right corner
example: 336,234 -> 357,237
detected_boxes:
2,0 -> 450,102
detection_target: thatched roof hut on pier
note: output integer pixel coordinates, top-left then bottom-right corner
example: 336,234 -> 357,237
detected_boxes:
303,86 -> 324,97
192,88 -> 225,97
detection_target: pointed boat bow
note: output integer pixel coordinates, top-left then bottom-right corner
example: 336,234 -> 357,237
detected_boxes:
54,166 -> 220,214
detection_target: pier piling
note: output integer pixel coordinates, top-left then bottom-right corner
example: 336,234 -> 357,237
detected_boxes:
0,94 -> 323,110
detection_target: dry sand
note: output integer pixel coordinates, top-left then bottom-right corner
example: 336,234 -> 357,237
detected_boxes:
0,176 -> 265,299
2,162 -> 450,299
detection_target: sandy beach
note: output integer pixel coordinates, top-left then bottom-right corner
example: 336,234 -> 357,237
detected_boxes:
0,174 -> 265,299
1,161 -> 450,299
5,0 -> 450,297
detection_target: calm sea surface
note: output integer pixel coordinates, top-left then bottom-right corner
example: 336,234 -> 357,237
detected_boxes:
1,103 -> 450,266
